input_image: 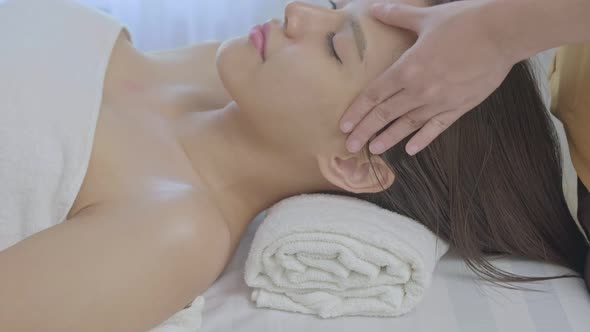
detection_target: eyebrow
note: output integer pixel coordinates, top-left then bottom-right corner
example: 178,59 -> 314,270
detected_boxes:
349,16 -> 366,61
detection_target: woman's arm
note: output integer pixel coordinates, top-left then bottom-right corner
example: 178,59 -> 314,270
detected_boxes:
490,0 -> 590,61
0,197 -> 230,332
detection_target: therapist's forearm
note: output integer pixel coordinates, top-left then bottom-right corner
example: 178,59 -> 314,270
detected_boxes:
485,0 -> 590,62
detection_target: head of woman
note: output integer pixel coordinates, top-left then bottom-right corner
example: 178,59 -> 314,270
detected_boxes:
217,0 -> 589,286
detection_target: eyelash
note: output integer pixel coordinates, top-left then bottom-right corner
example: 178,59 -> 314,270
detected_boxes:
327,1 -> 342,64
327,33 -> 342,64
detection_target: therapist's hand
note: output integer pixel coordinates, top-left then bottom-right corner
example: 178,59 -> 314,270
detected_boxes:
340,0 -> 517,155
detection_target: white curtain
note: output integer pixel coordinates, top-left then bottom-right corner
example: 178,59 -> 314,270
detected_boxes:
77,0 -> 326,51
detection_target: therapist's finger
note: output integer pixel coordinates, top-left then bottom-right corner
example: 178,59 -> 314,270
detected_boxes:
339,64 -> 405,134
371,2 -> 426,32
345,90 -> 423,153
404,109 -> 461,155
368,104 -> 438,155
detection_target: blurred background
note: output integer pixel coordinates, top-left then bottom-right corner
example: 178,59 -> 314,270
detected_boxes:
78,0 -> 327,51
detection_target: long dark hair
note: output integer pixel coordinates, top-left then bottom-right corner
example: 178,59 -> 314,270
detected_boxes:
325,0 -> 589,290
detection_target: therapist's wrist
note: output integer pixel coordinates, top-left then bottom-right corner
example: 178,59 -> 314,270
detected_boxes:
486,0 -> 590,62
481,0 -> 544,63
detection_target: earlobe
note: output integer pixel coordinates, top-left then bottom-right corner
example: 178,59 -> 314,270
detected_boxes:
317,153 -> 395,194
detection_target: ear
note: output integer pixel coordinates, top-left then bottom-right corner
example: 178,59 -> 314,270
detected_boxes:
317,152 -> 395,194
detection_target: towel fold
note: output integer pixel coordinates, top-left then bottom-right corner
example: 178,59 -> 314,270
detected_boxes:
244,194 -> 449,318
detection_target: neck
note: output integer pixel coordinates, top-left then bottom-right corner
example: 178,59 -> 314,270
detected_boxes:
175,102 -> 333,244
133,43 -> 335,245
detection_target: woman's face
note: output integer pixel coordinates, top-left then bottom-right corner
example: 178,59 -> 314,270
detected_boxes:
217,0 -> 423,153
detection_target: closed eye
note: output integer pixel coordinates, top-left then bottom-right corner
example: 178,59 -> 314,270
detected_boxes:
327,33 -> 342,64
327,1 -> 342,64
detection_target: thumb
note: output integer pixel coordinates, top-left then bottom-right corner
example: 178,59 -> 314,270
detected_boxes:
371,3 -> 425,32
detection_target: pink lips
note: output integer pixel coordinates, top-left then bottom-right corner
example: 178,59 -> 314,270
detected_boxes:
249,22 -> 270,61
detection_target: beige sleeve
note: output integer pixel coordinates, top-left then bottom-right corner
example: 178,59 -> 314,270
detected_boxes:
549,43 -> 590,244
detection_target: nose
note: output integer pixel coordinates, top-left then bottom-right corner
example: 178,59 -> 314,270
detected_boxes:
284,1 -> 340,40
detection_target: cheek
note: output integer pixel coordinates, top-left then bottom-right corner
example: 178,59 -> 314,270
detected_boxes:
261,48 -> 346,110
265,72 -> 338,132
218,41 -> 354,136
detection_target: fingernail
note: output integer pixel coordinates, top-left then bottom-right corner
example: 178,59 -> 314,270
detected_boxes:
347,139 -> 361,153
341,122 -> 354,133
370,142 -> 385,154
407,145 -> 418,156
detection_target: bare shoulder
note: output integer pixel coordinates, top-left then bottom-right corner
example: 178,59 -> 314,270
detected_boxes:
70,190 -> 233,277
1,191 -> 231,331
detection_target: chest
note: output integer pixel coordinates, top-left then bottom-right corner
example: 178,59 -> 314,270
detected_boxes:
67,100 -> 198,218
67,35 -> 219,219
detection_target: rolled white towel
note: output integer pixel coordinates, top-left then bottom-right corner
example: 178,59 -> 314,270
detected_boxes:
244,194 -> 449,319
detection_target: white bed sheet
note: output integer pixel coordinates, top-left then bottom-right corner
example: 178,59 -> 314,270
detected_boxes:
199,212 -> 590,332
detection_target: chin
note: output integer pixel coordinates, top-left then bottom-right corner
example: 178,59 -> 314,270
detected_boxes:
216,36 -> 265,113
